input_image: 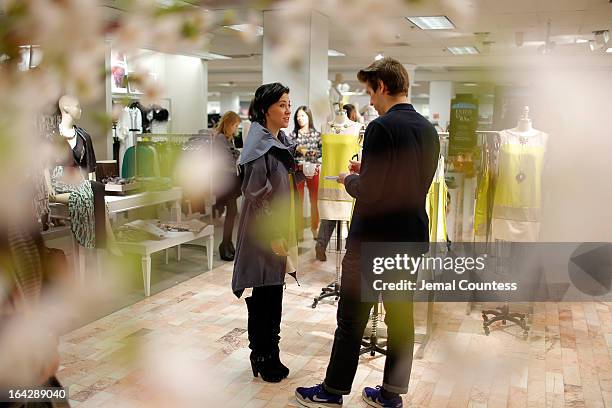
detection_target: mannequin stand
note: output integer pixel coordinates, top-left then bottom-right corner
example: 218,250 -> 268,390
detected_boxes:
312,220 -> 345,308
360,295 -> 387,356
482,302 -> 529,338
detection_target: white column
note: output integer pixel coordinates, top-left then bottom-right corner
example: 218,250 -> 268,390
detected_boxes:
403,64 -> 417,103
429,81 -> 454,130
263,10 -> 329,132
220,92 -> 240,114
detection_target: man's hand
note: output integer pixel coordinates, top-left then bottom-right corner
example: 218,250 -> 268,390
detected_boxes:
337,172 -> 348,184
348,160 -> 361,174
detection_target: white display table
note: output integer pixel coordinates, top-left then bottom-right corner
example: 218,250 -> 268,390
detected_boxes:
117,225 -> 214,296
105,187 -> 183,221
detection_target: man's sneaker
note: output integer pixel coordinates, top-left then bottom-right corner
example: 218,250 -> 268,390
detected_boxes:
362,386 -> 403,408
295,384 -> 342,407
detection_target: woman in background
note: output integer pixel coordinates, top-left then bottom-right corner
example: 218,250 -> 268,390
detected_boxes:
213,111 -> 242,261
291,106 -> 321,241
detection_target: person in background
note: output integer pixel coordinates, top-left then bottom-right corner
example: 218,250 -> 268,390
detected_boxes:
291,106 -> 322,241
213,111 -> 242,261
343,103 -> 359,123
232,83 -> 296,383
296,57 -> 440,408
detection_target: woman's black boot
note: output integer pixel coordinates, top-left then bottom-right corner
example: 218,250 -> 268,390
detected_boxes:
219,242 -> 234,261
270,348 -> 289,378
249,352 -> 285,383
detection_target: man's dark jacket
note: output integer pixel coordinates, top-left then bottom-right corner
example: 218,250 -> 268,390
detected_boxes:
344,103 -> 440,251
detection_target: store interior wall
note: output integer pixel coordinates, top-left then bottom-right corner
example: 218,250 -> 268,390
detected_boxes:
79,52 -> 109,160
164,55 -> 208,133
105,48 -> 208,157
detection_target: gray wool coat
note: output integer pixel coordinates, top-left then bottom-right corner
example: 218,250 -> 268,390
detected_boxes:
232,122 -> 297,297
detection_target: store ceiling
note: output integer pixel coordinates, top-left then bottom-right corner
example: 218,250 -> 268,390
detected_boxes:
101,0 -> 612,94
203,0 -> 612,93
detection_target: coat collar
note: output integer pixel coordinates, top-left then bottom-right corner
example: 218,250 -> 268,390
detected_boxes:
386,103 -> 416,113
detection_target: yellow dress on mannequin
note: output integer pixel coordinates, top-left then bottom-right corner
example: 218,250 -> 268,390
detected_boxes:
491,129 -> 547,242
318,132 -> 361,221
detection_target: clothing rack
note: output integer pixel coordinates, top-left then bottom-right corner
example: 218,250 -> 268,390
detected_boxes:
135,133 -> 215,217
441,131 -> 530,336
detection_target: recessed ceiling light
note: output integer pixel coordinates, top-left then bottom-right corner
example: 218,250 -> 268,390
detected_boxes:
328,49 -> 345,57
606,48 -> 612,53
406,16 -> 455,30
447,46 -> 479,55
576,38 -> 589,44
375,53 -> 384,61
225,24 -> 264,36
463,83 -> 478,87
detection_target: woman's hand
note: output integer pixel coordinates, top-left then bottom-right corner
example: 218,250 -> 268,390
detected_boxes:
271,239 -> 288,256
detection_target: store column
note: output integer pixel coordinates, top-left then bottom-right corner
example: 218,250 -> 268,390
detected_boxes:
262,10 -> 329,129
429,81 -> 454,130
404,64 -> 417,103
220,92 -> 240,115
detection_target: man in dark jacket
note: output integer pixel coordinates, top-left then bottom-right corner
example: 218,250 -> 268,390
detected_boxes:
296,58 -> 440,408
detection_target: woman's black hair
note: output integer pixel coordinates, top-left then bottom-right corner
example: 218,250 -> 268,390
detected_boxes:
248,82 -> 290,126
343,103 -> 356,121
293,105 -> 316,133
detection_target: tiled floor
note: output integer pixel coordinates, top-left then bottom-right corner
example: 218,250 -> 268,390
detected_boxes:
57,241 -> 612,407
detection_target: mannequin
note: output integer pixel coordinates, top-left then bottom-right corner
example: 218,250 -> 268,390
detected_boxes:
57,95 -> 97,180
318,106 -> 362,221
490,106 -> 548,242
47,96 -> 107,249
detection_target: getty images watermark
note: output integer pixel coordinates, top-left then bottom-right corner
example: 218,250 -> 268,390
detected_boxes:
359,242 -> 612,303
371,252 -> 517,292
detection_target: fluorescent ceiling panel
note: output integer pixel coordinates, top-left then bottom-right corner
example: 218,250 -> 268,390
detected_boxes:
447,46 -> 479,55
406,16 -> 455,30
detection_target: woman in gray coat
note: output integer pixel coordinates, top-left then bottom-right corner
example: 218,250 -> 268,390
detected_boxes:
232,83 -> 296,383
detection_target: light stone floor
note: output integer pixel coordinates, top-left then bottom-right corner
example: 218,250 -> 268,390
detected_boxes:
57,243 -> 612,408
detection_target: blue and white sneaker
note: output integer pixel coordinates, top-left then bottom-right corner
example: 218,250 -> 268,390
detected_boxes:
362,386 -> 403,408
295,384 -> 343,407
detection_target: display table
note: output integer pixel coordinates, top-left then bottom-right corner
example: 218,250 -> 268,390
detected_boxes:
117,224 -> 214,296
105,187 -> 183,221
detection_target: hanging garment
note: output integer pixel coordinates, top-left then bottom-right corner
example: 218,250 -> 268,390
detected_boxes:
473,160 -> 491,240
491,129 -> 547,242
121,145 -> 160,178
118,106 -> 143,174
318,132 -> 361,221
51,166 -> 96,248
426,156 -> 448,243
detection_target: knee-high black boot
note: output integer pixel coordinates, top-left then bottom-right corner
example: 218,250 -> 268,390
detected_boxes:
246,296 -> 284,383
266,287 -> 289,378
